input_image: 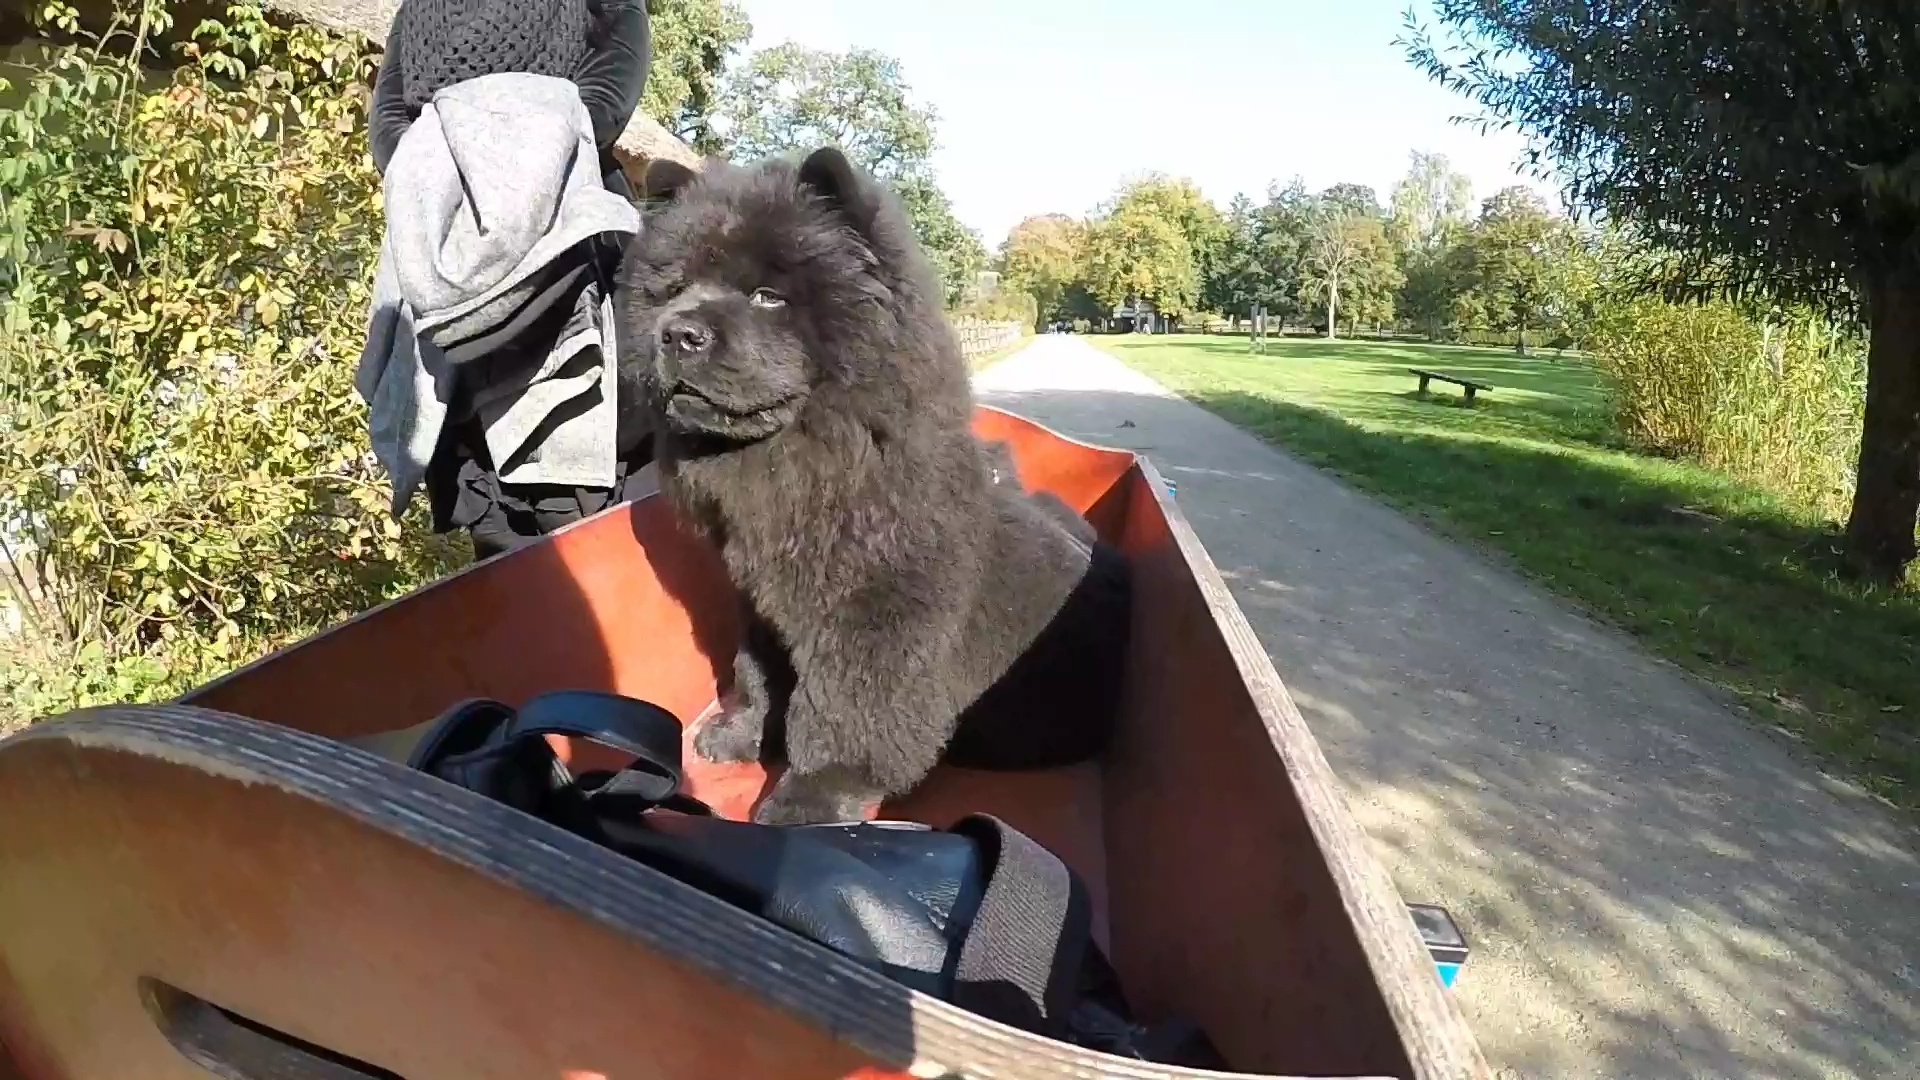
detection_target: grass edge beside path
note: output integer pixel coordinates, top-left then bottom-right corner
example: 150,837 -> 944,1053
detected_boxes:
1092,333 -> 1920,812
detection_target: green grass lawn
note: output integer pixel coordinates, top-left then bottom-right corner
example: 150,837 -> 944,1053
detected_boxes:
1097,332 -> 1920,810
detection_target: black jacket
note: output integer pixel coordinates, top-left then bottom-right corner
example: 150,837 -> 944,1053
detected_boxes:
369,0 -> 651,179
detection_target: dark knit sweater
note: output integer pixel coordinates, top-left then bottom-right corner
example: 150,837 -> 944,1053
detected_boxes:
368,0 -> 651,177
396,0 -> 588,109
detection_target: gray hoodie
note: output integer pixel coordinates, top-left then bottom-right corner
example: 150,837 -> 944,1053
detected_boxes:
356,71 -> 642,516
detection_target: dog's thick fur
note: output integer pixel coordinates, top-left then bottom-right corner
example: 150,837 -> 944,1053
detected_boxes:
980,438 -> 1099,547
618,148 -> 1131,825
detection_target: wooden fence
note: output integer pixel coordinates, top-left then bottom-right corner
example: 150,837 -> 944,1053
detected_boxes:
952,318 -> 1026,365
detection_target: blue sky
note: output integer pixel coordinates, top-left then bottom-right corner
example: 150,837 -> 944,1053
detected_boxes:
731,0 -> 1562,248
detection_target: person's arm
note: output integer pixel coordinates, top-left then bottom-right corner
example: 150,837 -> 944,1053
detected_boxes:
368,20 -> 415,176
575,0 -> 651,150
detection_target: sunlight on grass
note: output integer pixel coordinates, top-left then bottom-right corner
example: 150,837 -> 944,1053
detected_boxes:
1099,333 -> 1920,809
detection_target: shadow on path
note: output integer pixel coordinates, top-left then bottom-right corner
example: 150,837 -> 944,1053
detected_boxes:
976,341 -> 1920,1080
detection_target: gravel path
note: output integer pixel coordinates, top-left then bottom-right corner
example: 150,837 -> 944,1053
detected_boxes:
975,334 -> 1920,1080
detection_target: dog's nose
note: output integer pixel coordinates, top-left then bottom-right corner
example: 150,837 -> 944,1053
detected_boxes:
660,318 -> 712,354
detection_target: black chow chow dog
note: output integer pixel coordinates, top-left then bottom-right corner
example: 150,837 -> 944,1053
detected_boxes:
979,437 -> 1099,547
619,146 -> 1131,825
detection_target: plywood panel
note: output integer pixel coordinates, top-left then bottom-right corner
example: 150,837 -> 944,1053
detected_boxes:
9,405 -> 1494,1079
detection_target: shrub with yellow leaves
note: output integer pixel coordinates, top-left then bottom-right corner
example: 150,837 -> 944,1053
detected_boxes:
0,1 -> 464,725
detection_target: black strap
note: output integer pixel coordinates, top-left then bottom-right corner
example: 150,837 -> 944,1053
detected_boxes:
401,693 -> 1091,1039
403,697 -> 514,772
509,690 -> 686,803
946,814 -> 1091,1038
407,691 -> 711,817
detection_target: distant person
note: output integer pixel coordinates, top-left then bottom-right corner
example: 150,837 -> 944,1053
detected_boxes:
356,0 -> 659,562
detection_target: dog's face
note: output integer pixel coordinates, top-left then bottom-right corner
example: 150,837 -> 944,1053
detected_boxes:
618,147 -> 901,448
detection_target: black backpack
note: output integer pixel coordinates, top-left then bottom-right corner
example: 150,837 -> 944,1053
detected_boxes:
404,689 -> 1222,1067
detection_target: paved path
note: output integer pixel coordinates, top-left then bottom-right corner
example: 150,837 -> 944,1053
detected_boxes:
975,335 -> 1920,1080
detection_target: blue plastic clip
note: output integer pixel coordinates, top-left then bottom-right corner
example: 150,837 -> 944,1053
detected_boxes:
1408,903 -> 1468,988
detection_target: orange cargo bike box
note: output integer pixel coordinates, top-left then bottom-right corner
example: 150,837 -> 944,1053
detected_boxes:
0,406 -> 1487,1080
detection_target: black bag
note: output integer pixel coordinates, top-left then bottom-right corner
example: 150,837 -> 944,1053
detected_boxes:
403,689 -> 1224,1066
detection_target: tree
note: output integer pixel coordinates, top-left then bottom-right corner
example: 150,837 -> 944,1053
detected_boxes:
1058,282 -> 1107,325
1400,220 -> 1471,340
1203,194 -> 1267,326
1123,175 -> 1227,302
1543,224 -> 1605,347
1079,177 -> 1222,325
1388,151 -> 1473,253
1405,1 -> 1920,580
712,42 -> 984,303
1000,214 -> 1087,329
892,175 -> 985,304
1298,206 -> 1400,337
1251,179 -> 1316,324
643,0 -> 753,153
1461,187 -> 1571,354
716,44 -> 934,180
1083,203 -> 1195,322
1318,182 -> 1384,221
1387,154 -> 1475,340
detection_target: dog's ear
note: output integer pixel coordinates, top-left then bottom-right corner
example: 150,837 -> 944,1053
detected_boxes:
798,146 -> 882,236
643,159 -> 698,202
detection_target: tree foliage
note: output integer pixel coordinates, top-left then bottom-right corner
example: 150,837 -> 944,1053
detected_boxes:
893,174 -> 987,304
1246,179 -> 1317,323
1405,0 -> 1920,579
999,214 -> 1088,329
643,0 -> 753,152
1458,187 -> 1576,352
1080,176 -> 1223,323
1405,2 -> 1916,311
1380,155 -> 1491,344
1388,151 -> 1472,253
1124,175 -> 1228,295
1386,151 -> 1477,340
1317,182 -> 1384,221
1203,185 -> 1307,324
1084,201 -> 1194,319
1203,194 -> 1265,321
0,1 -> 462,722
1298,200 -> 1401,336
715,43 -> 935,180
712,41 -> 983,303
1398,221 -> 1472,340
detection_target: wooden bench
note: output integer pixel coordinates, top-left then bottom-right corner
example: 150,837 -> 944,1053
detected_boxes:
1409,368 -> 1493,404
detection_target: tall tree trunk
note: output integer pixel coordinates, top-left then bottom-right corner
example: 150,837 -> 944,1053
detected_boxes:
1845,266 -> 1920,583
1326,271 -> 1338,340
1515,309 -> 1528,355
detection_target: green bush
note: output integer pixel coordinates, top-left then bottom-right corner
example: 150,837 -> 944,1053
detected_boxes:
0,1 -> 462,726
955,287 -> 1039,330
1585,296 -> 1865,518
1453,326 -> 1560,350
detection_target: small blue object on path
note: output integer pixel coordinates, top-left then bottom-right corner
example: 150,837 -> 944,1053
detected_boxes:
1408,903 -> 1468,988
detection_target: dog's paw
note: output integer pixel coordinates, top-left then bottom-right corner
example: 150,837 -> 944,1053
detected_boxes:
750,774 -> 871,826
690,708 -> 764,764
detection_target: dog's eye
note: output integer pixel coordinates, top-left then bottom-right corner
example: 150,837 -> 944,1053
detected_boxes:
749,288 -> 787,310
